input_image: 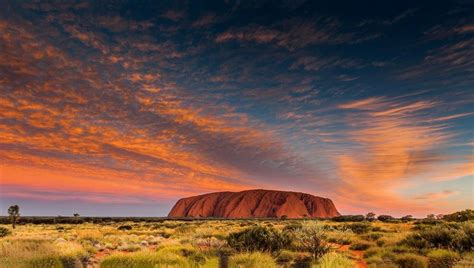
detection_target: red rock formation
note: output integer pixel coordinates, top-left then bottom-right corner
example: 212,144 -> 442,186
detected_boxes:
168,189 -> 340,218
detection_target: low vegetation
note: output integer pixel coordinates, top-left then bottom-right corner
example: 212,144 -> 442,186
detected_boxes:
0,209 -> 472,267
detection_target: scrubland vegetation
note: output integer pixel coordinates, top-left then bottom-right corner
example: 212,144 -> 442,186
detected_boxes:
0,209 -> 472,267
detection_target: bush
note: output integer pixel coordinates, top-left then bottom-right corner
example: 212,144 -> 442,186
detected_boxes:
275,250 -> 311,265
378,215 -> 395,222
442,210 -> 474,222
227,226 -> 291,253
349,242 -> 371,250
402,222 -> 473,252
427,249 -> 460,268
117,225 -> 132,231
0,226 -> 11,237
332,215 -> 365,222
294,222 -> 330,259
229,252 -> 276,268
395,253 -> 427,268
346,222 -> 371,234
283,222 -> 303,232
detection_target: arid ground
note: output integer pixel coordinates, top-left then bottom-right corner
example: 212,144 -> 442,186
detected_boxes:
1,211 -> 473,268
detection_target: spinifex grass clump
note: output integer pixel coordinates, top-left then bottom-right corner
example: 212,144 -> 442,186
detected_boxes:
226,225 -> 291,253
0,239 -> 88,268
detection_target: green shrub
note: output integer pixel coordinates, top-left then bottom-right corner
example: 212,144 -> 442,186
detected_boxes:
312,252 -> 354,268
295,222 -> 331,259
402,222 -> 473,252
332,215 -> 365,222
368,232 -> 383,241
377,215 -> 395,222
227,226 -> 291,253
442,210 -> 474,222
363,248 -> 379,258
117,225 -> 132,231
346,222 -> 371,234
349,242 -> 371,250
0,226 -> 11,237
283,222 -> 303,232
395,253 -> 428,268
229,252 -> 277,268
275,250 -> 311,264
427,249 -> 460,268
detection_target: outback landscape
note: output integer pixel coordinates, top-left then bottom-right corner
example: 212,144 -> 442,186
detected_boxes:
1,0 -> 473,267
1,190 -> 473,267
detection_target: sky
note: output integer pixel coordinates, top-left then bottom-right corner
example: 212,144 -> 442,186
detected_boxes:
0,0 -> 473,217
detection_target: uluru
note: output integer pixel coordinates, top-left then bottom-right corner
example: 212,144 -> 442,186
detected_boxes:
168,189 -> 340,218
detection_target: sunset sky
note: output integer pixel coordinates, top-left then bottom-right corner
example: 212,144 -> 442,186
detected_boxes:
0,1 -> 473,217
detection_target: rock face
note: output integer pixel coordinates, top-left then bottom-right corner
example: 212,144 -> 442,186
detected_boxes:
168,189 -> 340,219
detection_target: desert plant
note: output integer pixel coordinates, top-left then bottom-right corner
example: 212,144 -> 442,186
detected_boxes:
332,215 -> 365,222
227,226 -> 291,253
366,212 -> 376,222
229,252 -> 277,268
8,205 -> 20,229
117,225 -> 132,231
294,222 -> 330,259
427,249 -> 460,268
349,242 -> 371,250
313,252 -> 354,268
401,215 -> 414,222
100,251 -> 191,268
395,253 -> 428,268
443,209 -> 474,222
0,226 -> 11,237
346,222 -> 371,234
378,215 -> 395,222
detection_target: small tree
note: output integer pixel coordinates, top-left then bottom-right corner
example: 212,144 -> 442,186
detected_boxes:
366,212 -> 376,222
295,222 -> 330,259
377,215 -> 394,222
426,214 -> 435,220
73,213 -> 80,217
401,215 -> 413,222
8,205 -> 20,229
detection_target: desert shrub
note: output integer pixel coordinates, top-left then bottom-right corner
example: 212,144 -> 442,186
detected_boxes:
332,215 -> 365,222
378,215 -> 395,222
100,251 -> 191,268
283,222 -> 303,232
0,226 -> 11,237
117,225 -> 132,231
175,225 -> 194,234
427,249 -> 460,268
227,226 -> 291,253
442,210 -> 474,222
363,248 -> 380,258
294,222 -> 330,259
313,252 -> 354,268
368,232 -> 383,241
395,253 -> 428,268
346,222 -> 371,234
275,249 -> 311,265
280,215 -> 288,220
402,222 -> 473,252
229,252 -> 276,268
371,226 -> 387,232
349,242 -> 371,250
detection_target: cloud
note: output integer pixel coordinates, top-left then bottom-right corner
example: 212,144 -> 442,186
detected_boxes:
0,17 -> 311,204
334,97 -> 458,213
215,18 -> 379,50
413,190 -> 460,200
161,10 -> 186,21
